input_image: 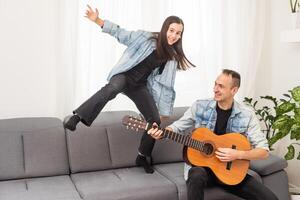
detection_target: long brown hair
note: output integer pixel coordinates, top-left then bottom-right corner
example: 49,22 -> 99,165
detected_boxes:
153,16 -> 195,70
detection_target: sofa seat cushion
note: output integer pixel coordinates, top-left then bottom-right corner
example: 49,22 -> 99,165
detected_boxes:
0,175 -> 81,200
154,162 -> 243,200
71,167 -> 178,200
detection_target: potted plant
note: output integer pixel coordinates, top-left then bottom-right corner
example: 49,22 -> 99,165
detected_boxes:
289,0 -> 300,28
244,86 -> 300,160
290,0 -> 300,13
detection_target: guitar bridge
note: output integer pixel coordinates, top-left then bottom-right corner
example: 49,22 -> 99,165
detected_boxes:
226,145 -> 236,170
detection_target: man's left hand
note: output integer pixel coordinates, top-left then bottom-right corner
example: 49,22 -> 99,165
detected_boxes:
215,148 -> 242,162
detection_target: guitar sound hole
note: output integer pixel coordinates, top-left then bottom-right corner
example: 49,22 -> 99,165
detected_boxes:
203,143 -> 214,156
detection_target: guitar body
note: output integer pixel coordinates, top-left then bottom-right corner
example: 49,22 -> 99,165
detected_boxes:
183,127 -> 251,185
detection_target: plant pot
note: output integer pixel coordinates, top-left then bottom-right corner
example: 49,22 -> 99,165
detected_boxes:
291,12 -> 300,29
297,11 -> 300,29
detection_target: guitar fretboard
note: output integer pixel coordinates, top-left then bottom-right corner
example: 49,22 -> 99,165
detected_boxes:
160,127 -> 212,154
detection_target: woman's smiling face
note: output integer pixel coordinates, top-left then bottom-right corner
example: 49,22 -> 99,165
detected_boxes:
166,23 -> 183,45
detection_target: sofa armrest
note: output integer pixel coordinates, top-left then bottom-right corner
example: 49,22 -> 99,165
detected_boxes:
250,153 -> 288,176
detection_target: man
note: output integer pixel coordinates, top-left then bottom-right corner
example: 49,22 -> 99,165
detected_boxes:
148,69 -> 278,200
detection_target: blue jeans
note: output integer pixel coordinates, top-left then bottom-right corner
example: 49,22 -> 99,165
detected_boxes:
74,74 -> 160,156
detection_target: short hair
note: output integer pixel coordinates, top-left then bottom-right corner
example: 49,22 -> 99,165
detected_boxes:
222,69 -> 241,88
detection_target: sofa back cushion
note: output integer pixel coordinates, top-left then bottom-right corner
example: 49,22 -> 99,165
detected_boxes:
67,108 -> 189,173
152,107 -> 189,164
67,110 -> 141,173
0,117 -> 69,181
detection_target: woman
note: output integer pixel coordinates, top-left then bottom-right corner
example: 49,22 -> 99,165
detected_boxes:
64,5 -> 195,173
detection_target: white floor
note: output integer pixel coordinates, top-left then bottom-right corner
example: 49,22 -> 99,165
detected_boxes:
291,195 -> 300,200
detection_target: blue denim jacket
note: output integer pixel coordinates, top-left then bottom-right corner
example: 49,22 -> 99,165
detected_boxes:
168,99 -> 269,180
102,20 -> 177,116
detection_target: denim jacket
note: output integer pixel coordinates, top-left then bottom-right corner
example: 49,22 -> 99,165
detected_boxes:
102,20 -> 177,116
168,99 -> 269,180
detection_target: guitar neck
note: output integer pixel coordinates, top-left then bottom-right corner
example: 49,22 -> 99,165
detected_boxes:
122,115 -> 209,154
146,123 -> 207,152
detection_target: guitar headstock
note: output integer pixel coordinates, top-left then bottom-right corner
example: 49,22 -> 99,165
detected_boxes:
122,115 -> 147,132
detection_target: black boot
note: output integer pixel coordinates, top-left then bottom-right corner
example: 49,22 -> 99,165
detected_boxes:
63,115 -> 80,131
136,155 -> 154,174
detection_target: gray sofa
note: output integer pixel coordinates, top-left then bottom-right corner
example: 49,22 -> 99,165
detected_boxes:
0,107 -> 290,200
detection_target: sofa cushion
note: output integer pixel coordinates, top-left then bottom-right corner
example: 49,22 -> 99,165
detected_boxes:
0,175 -> 81,200
261,170 -> 290,200
67,110 -> 141,173
0,117 -> 69,181
106,125 -> 142,168
250,153 -> 288,176
71,167 -> 178,200
67,126 -> 112,173
152,107 -> 190,164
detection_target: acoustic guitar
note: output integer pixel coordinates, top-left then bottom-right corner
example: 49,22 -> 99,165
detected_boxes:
122,115 -> 251,185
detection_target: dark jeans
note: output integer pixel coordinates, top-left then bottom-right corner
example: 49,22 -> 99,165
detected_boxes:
74,74 -> 160,156
186,167 -> 279,200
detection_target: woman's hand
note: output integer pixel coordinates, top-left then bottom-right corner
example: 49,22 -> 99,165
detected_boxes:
84,4 -> 99,22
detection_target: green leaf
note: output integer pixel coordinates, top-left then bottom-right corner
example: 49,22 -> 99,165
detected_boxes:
294,107 -> 300,122
253,101 -> 258,108
243,97 -> 252,104
261,95 -> 275,100
265,115 -> 275,122
268,134 -> 280,147
291,86 -> 300,102
278,128 -> 291,139
291,123 -> 300,140
283,93 -> 291,98
261,95 -> 278,105
257,109 -> 262,115
262,106 -> 270,110
297,152 -> 300,160
284,145 -> 295,160
279,99 -> 287,102
275,102 -> 295,115
272,115 -> 292,130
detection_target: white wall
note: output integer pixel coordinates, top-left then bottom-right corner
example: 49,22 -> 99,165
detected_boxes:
0,0 -> 59,119
255,0 -> 300,190
256,1 -> 300,96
